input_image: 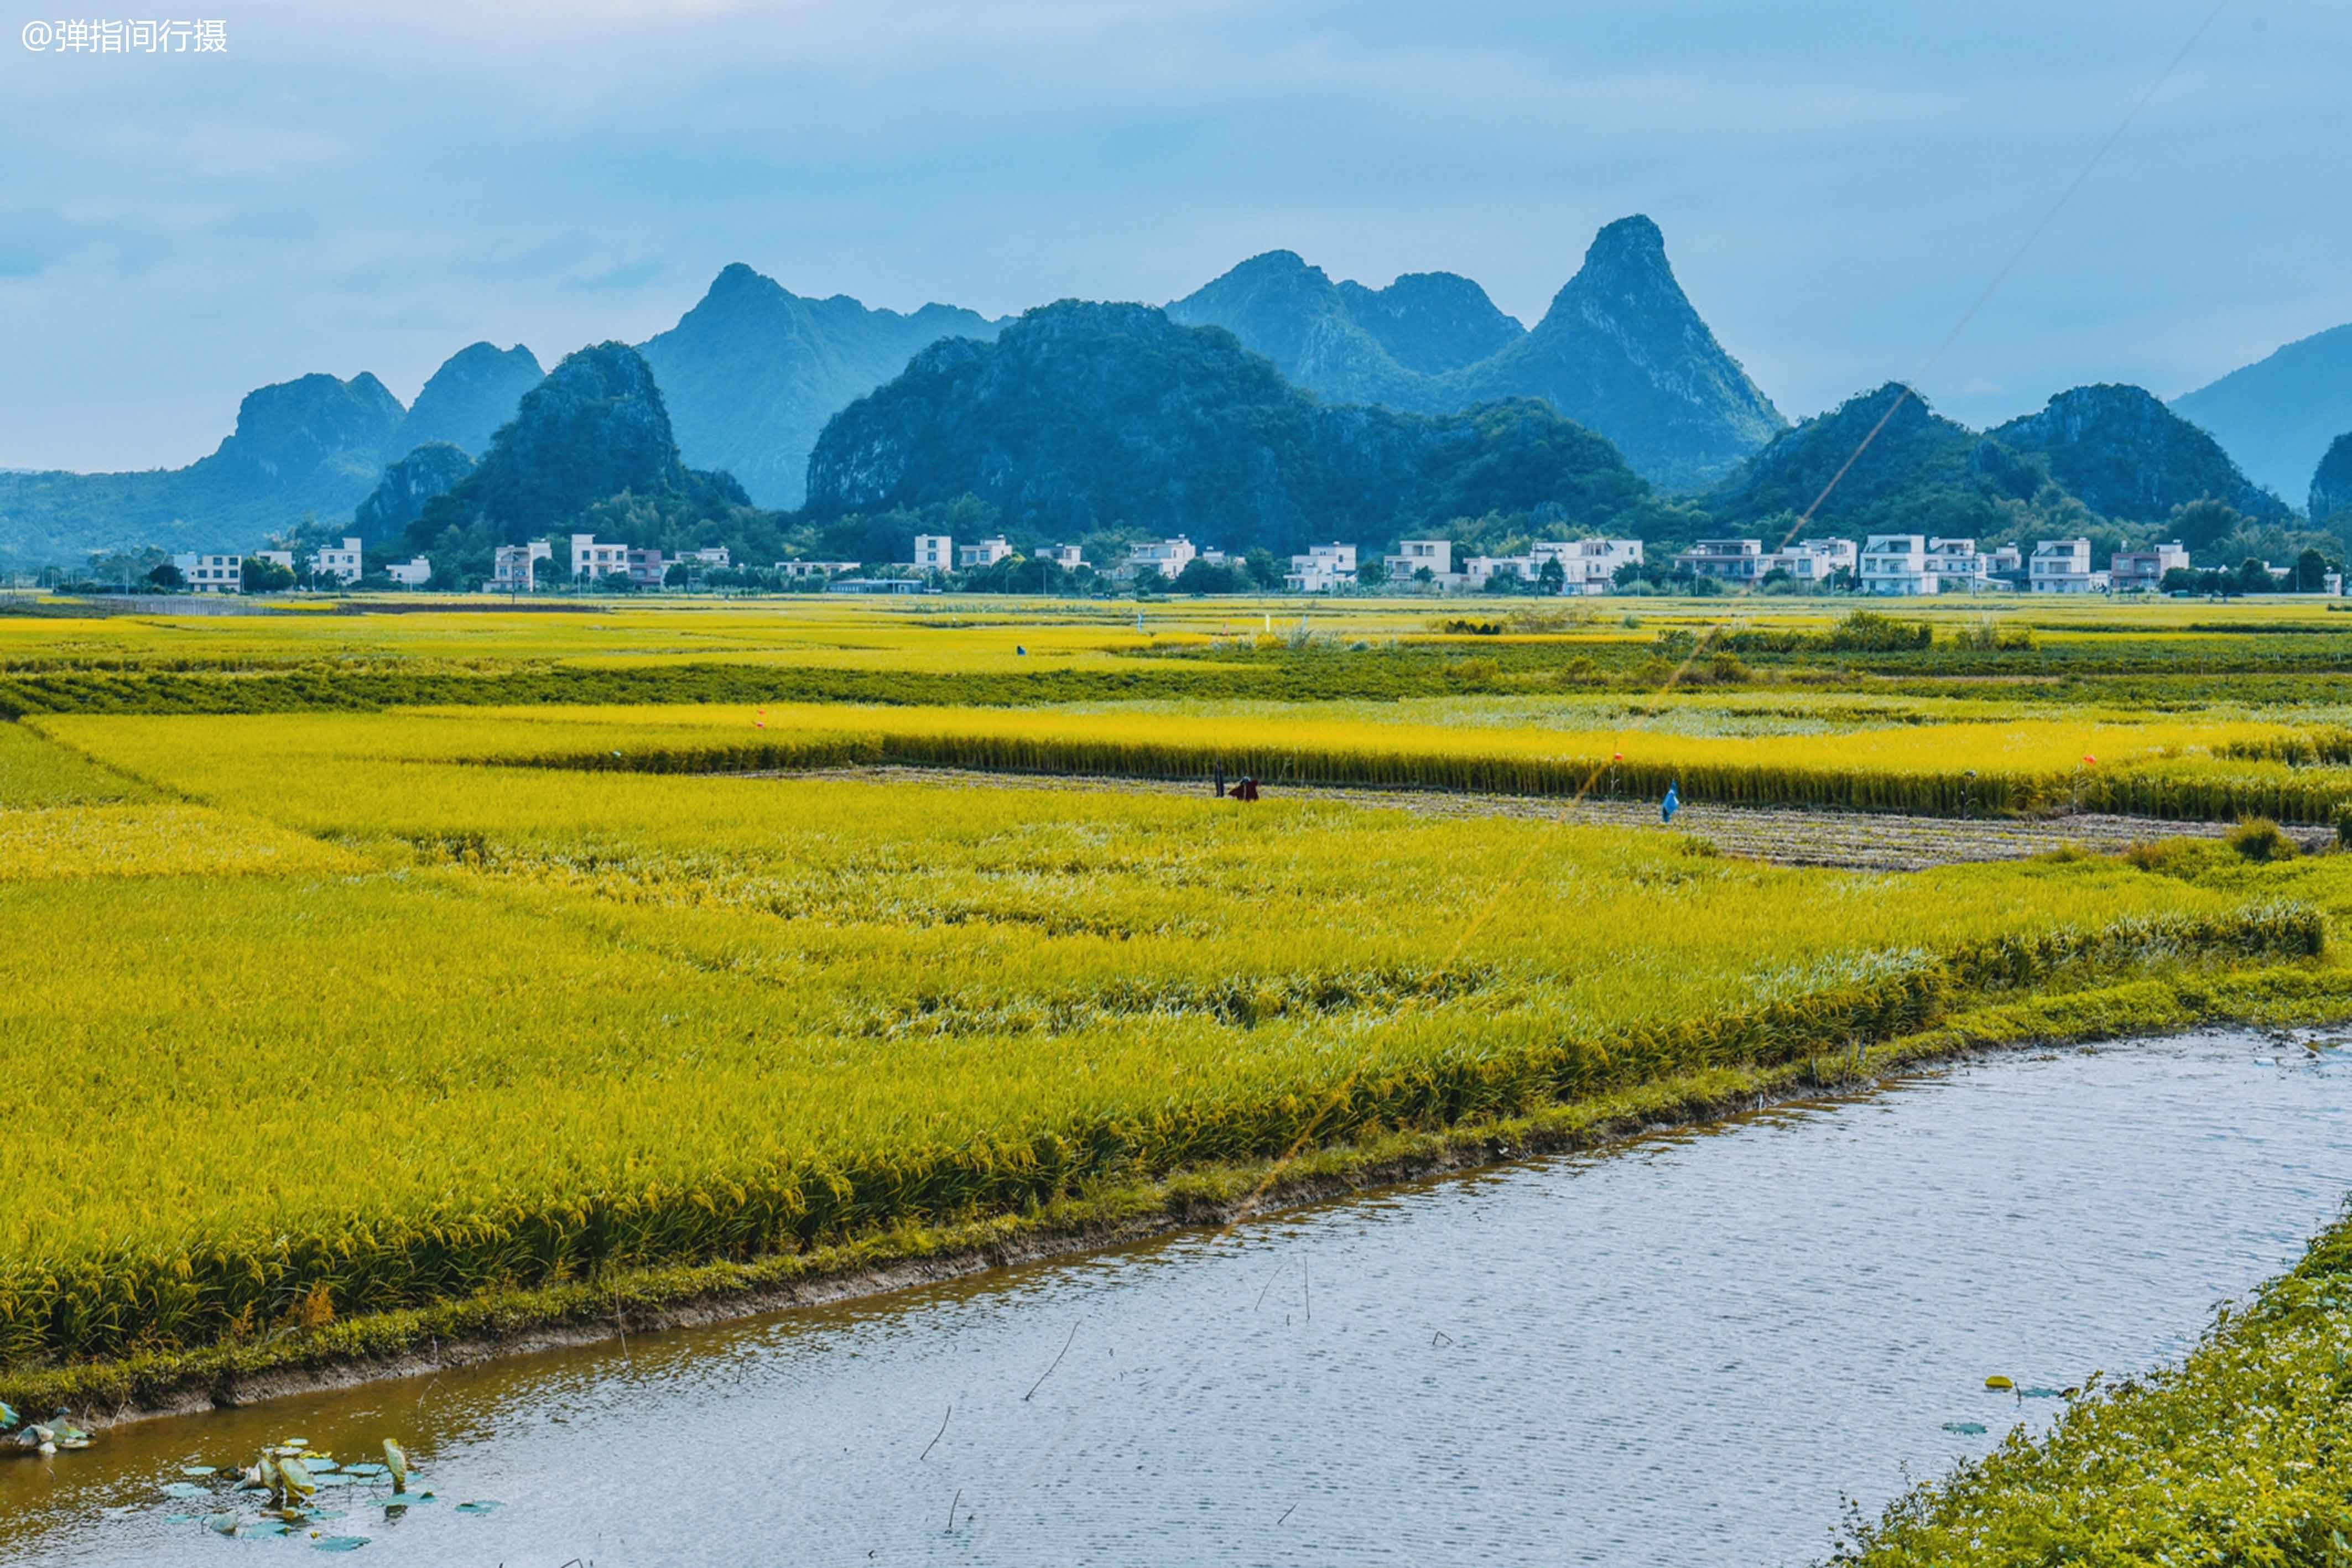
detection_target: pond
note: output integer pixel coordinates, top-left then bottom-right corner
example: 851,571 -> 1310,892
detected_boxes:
7,1030 -> 2348,1566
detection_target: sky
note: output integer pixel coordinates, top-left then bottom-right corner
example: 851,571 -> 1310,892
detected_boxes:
2,0 -> 2346,472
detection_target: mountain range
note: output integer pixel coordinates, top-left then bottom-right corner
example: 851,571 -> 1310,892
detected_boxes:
805,300 -> 1666,553
1169,216 -> 1786,491
6,214 -> 2349,570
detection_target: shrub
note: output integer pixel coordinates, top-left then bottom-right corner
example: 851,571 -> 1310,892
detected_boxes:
2226,817 -> 2296,862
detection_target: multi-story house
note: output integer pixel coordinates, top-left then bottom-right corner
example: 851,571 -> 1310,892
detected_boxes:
1926,537 -> 1987,588
2030,539 -> 2096,593
314,538 -> 363,585
1130,538 -> 1199,580
1859,535 -> 1937,596
1384,539 -> 1455,585
1677,539 -> 1766,583
1285,543 -> 1357,593
569,534 -> 631,582
957,536 -> 1013,570
2109,542 -> 2190,593
491,540 -> 551,592
171,552 -> 243,593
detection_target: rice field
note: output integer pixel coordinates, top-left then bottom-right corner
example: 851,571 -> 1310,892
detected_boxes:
7,590 -> 2352,1502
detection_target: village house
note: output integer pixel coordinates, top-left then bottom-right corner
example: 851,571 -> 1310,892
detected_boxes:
2109,542 -> 2190,593
1762,538 -> 1854,584
1285,543 -> 1357,593
171,551 -> 243,593
1130,537 -> 1199,580
912,534 -> 955,572
2030,539 -> 2097,593
491,540 -> 551,592
314,538 -> 363,585
1384,539 -> 1455,586
957,536 -> 1014,570
1677,539 -> 1766,583
569,534 -> 631,582
1859,535 -> 1937,595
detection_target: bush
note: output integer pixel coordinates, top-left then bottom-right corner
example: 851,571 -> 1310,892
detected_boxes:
2226,817 -> 2296,862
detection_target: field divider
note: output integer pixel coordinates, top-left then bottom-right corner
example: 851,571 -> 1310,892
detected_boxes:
486,730 -> 2352,825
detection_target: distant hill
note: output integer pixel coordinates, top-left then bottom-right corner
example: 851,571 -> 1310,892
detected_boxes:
638,264 -> 1002,509
1165,251 -> 1492,408
1338,272 -> 1527,376
354,442 -> 475,546
1704,382 -> 2047,539
1989,384 -> 2289,525
804,300 -> 1663,555
391,343 -> 543,458
405,342 -> 747,573
2312,433 -> 2352,530
1441,217 -> 1784,492
1169,217 -> 1783,492
2172,324 -> 2352,503
0,371 -> 406,562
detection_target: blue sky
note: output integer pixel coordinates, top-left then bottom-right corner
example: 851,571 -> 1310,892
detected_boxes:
2,0 -> 2345,471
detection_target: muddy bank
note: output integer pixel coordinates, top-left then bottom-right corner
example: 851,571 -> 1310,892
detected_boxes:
761,764 -> 2286,870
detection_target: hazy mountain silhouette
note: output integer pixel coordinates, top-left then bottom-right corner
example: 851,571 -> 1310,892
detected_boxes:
1169,217 -> 1783,492
2172,324 -> 2352,504
638,264 -> 1002,509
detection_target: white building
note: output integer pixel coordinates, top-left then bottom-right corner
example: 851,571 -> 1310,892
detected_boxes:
1678,539 -> 1766,584
1130,537 -> 1198,580
385,557 -> 431,587
1926,537 -> 1989,589
1043,544 -> 1085,571
2109,542 -> 2190,593
1285,543 -> 1357,593
314,538 -> 363,585
171,552 -> 242,593
1762,538 -> 1855,585
1385,539 -> 1455,585
912,534 -> 955,572
1984,544 -> 2025,584
957,536 -> 1013,570
1464,554 -> 1537,588
776,559 -> 859,581
1533,538 -> 1645,593
491,540 -> 551,592
2030,539 -> 2095,593
1859,535 -> 1935,595
827,576 -> 925,595
252,549 -> 296,572
569,534 -> 631,582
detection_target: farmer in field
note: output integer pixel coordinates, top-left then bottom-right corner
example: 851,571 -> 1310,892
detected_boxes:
1662,780 -> 1680,824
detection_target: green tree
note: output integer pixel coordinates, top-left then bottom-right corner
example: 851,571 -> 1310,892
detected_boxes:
2236,557 -> 2274,595
2296,548 -> 2329,592
241,557 -> 295,593
1245,548 -> 1282,588
145,562 -> 184,590
1537,556 -> 1567,595
1355,556 -> 1388,588
2171,498 -> 2247,558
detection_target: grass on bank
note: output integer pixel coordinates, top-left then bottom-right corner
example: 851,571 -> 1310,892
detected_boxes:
1837,1199 -> 2352,1565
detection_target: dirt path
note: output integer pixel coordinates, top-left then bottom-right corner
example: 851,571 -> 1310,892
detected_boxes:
770,765 -> 2304,871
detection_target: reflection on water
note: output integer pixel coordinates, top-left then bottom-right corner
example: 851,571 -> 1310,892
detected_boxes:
6,1032 -> 2348,1567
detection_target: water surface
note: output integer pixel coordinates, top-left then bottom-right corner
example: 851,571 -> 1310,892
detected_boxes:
7,1032 -> 2348,1566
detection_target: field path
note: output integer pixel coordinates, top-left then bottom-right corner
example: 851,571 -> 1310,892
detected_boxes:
766,765 -> 2307,871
